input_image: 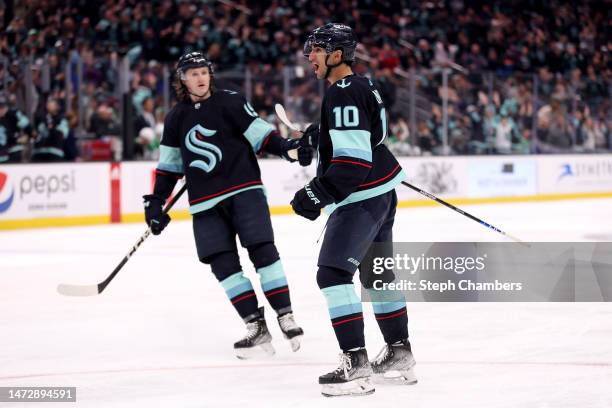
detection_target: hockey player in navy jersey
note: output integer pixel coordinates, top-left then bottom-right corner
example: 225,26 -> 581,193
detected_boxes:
144,52 -> 310,359
292,24 -> 417,396
0,94 -> 31,163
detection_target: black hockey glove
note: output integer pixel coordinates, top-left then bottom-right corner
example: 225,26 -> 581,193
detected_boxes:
291,178 -> 334,221
281,137 -> 314,166
143,194 -> 171,235
301,123 -> 319,147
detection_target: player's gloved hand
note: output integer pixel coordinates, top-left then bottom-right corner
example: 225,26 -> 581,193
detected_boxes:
291,178 -> 334,221
281,138 -> 314,166
301,123 -> 319,147
143,194 -> 171,235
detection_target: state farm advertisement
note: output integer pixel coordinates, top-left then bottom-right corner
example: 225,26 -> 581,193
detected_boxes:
0,163 -> 110,220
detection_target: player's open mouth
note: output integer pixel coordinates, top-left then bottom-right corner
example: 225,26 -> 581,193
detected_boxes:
313,63 -> 319,73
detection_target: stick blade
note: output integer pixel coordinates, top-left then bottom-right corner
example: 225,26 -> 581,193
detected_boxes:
274,103 -> 299,132
57,283 -> 101,297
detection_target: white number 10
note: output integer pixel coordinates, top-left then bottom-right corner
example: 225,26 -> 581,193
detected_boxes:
333,106 -> 359,127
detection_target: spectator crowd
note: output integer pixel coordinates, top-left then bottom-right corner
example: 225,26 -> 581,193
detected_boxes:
0,0 -> 609,162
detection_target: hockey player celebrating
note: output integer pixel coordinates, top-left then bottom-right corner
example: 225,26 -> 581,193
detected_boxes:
292,24 -> 417,396
144,52 -> 310,359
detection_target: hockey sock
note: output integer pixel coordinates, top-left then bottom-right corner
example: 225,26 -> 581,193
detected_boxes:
256,260 -> 292,315
320,283 -> 365,351
210,251 -> 260,323
248,243 -> 292,315
368,288 -> 408,344
220,271 -> 260,323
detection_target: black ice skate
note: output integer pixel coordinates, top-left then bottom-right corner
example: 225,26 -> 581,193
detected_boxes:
234,308 -> 275,359
371,338 -> 417,384
319,348 -> 375,397
277,312 -> 304,352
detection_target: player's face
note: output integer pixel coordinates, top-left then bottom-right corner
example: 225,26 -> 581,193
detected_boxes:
183,67 -> 211,99
307,46 -> 328,79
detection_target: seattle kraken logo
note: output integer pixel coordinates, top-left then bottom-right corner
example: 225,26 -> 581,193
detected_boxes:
185,125 -> 222,173
337,79 -> 351,89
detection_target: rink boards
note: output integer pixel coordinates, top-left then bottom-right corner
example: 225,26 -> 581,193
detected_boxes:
1,154 -> 612,229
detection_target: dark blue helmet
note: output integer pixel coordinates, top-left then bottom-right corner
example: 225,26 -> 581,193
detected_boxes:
303,23 -> 357,63
176,51 -> 214,79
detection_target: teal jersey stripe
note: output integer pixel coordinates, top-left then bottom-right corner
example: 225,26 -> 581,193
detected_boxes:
321,284 -> 361,309
371,301 -> 406,315
330,129 -> 371,154
158,145 -> 183,173
324,169 -> 406,214
244,118 -> 274,152
189,185 -> 264,214
261,277 -> 288,292
33,147 -> 64,157
333,147 -> 372,162
257,260 -> 285,284
328,303 -> 363,319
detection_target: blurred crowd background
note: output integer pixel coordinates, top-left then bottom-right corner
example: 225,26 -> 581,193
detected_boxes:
0,0 -> 610,162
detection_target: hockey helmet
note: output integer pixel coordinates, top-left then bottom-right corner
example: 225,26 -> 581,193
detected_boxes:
176,51 -> 214,80
303,23 -> 357,63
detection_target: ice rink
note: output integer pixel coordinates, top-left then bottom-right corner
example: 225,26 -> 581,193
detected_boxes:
2,198 -> 612,407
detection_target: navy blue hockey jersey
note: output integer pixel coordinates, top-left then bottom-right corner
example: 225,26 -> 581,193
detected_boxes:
0,109 -> 30,162
157,90 -> 276,214
317,74 -> 405,213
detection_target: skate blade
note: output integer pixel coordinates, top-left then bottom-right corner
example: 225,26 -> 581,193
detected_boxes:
373,368 -> 418,385
321,377 -> 375,397
288,335 -> 303,352
235,342 -> 276,360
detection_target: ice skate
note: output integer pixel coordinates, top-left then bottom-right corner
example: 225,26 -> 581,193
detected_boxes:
277,312 -> 304,351
319,348 -> 375,397
371,339 -> 417,385
234,308 -> 275,359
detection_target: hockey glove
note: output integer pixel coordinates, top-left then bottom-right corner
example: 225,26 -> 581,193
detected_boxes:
281,138 -> 314,166
291,178 -> 334,221
143,194 -> 171,235
301,123 -> 319,147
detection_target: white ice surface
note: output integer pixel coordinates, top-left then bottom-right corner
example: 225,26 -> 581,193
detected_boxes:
1,198 -> 612,407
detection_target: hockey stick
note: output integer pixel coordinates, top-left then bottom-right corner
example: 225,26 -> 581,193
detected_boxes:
275,104 -> 525,244
274,103 -> 300,160
57,184 -> 188,296
401,181 -> 527,245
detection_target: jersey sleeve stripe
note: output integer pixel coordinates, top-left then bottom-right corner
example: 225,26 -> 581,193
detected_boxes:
330,159 -> 373,169
158,145 -> 183,173
244,118 -> 275,152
